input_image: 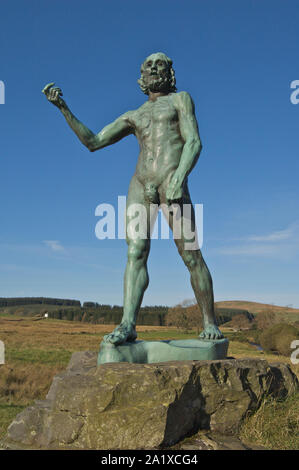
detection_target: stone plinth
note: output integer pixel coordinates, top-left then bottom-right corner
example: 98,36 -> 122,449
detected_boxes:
2,352 -> 298,450
98,338 -> 229,365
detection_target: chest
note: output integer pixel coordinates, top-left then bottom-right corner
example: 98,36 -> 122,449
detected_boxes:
134,98 -> 178,132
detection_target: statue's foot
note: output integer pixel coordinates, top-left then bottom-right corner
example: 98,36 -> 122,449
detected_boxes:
103,322 -> 137,346
199,324 -> 223,340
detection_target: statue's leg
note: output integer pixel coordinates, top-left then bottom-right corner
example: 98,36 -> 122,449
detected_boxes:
160,184 -> 223,340
103,175 -> 157,345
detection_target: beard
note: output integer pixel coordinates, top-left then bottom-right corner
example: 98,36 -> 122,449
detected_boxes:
144,73 -> 171,93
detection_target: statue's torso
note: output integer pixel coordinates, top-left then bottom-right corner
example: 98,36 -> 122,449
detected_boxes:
129,93 -> 184,187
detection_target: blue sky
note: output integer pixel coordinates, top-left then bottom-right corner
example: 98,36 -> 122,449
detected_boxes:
0,0 -> 298,307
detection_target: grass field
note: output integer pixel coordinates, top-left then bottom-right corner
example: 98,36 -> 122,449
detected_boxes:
0,316 -> 298,448
240,391 -> 299,450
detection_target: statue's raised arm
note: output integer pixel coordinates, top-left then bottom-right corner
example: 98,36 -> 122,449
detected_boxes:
42,82 -> 133,152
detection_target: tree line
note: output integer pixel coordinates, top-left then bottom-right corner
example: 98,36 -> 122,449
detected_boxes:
0,297 -> 253,328
48,306 -> 168,326
0,297 -> 81,307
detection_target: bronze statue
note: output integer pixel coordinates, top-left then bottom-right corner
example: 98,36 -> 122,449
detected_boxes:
43,52 -> 223,345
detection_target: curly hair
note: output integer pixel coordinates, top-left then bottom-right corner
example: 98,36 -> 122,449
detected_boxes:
138,52 -> 177,95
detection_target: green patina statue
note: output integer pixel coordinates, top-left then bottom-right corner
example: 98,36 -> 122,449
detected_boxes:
43,52 -> 223,349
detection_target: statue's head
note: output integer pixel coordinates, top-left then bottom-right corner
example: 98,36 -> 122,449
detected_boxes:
138,52 -> 177,95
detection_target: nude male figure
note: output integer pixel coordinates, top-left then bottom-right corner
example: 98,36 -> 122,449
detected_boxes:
43,52 -> 223,344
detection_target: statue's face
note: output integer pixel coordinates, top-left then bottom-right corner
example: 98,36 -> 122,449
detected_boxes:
142,53 -> 170,92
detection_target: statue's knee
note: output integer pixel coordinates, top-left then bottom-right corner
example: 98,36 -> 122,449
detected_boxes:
183,252 -> 198,270
127,240 -> 148,262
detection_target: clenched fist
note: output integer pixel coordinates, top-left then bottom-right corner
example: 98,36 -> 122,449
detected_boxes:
42,82 -> 65,108
166,173 -> 184,204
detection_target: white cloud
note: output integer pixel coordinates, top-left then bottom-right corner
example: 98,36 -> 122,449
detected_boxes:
0,264 -> 26,272
216,221 -> 299,258
218,244 -> 281,256
247,226 -> 295,242
43,240 -> 65,252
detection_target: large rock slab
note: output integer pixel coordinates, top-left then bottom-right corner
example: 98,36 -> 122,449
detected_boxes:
2,352 -> 298,450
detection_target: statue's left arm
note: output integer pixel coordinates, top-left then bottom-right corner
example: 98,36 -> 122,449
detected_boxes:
166,91 -> 202,202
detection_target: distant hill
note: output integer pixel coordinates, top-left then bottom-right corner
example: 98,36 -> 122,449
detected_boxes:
166,300 -> 299,328
215,300 -> 299,315
166,303 -> 253,328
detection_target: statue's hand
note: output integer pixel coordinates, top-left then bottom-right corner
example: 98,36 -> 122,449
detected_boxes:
42,82 -> 65,109
166,173 -> 184,204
